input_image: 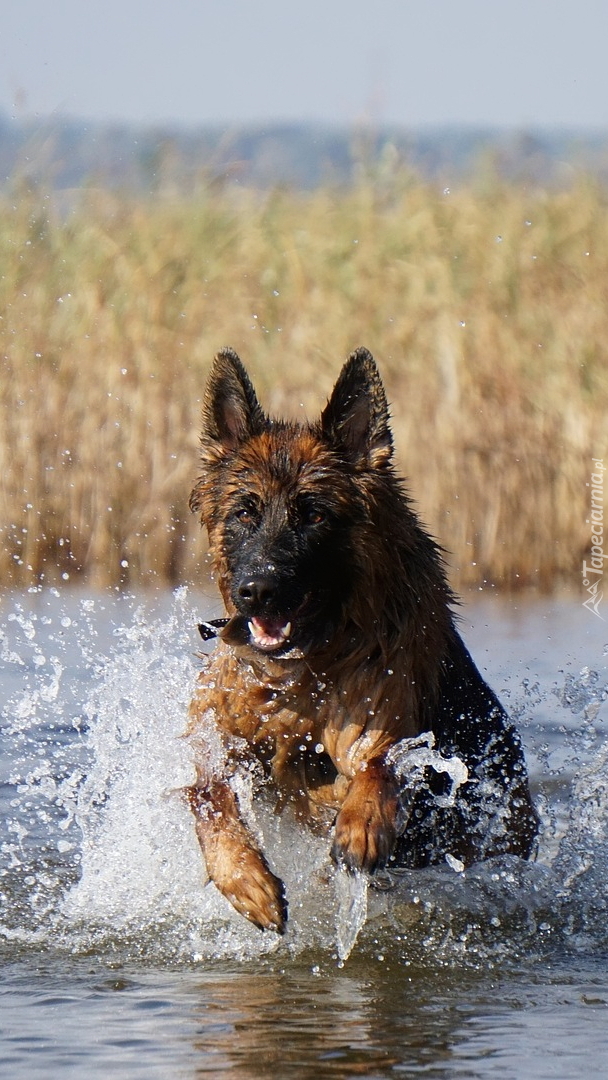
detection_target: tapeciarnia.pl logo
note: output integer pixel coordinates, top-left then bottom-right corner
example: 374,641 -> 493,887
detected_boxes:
582,458 -> 605,619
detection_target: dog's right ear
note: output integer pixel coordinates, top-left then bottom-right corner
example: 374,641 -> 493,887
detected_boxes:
201,348 -> 266,451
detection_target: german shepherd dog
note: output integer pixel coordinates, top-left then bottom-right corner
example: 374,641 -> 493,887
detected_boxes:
187,348 -> 538,933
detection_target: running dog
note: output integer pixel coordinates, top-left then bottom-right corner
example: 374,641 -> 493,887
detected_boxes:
186,348 -> 538,932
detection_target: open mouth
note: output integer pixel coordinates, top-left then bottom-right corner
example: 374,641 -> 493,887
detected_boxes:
247,616 -> 292,651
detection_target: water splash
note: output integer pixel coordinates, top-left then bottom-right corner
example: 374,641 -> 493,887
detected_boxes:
387,731 -> 469,809
335,869 -> 368,962
2,591 -> 608,967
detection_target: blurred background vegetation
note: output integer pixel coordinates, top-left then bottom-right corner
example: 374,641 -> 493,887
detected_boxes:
0,120 -> 607,592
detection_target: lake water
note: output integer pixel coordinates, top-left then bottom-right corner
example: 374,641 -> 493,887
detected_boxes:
1,587 -> 608,1078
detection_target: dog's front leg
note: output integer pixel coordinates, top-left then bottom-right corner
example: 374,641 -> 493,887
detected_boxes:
330,758 -> 399,873
187,776 -> 287,933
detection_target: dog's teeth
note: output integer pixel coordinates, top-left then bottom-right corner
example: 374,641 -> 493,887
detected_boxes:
247,618 -> 292,649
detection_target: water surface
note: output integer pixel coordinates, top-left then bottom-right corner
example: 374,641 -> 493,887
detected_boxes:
1,588 -> 608,1078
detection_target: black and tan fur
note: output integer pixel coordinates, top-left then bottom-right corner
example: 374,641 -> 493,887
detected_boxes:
187,348 -> 538,933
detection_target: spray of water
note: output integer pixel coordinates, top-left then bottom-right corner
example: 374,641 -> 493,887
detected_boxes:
2,589 -> 608,967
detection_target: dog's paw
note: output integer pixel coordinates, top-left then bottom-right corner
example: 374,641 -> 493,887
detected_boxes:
223,852 -> 288,934
189,779 -> 288,933
331,803 -> 396,873
206,832 -> 287,933
330,765 -> 398,873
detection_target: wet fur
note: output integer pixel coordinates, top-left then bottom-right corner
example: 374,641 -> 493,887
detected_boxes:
187,348 -> 538,932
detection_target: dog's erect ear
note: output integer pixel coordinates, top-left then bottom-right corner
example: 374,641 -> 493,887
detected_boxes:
321,348 -> 393,467
201,348 -> 266,450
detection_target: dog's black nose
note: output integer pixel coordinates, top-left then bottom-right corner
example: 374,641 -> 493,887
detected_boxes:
237,575 -> 276,609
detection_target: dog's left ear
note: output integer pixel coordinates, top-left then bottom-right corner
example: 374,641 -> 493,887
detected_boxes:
321,348 -> 393,468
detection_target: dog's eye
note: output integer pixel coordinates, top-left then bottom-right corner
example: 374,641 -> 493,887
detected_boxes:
300,503 -> 326,526
234,503 -> 260,526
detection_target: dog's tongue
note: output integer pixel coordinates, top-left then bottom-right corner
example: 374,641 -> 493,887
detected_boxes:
248,616 -> 292,650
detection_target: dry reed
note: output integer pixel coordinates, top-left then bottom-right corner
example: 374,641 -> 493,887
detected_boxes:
0,172 -> 606,593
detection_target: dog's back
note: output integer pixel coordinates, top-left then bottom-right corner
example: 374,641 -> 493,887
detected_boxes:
394,631 -> 537,867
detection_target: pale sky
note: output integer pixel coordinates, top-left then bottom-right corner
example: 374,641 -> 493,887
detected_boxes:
2,0 -> 607,129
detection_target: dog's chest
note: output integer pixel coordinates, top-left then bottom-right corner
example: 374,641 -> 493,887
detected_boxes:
190,645 -> 415,782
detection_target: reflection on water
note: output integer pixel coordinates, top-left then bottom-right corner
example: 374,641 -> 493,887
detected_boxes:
2,952 -> 607,1079
1,587 -> 608,1078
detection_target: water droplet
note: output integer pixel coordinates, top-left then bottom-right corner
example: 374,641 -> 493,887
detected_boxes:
445,852 -> 465,873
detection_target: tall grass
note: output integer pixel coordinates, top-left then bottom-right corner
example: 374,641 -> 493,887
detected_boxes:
0,172 -> 606,592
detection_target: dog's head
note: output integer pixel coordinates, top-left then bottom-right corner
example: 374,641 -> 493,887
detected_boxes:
190,347 -> 394,659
